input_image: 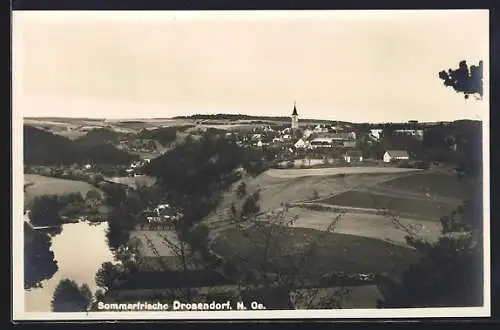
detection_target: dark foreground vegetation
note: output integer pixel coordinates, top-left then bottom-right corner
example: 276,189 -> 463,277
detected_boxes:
24,222 -> 58,289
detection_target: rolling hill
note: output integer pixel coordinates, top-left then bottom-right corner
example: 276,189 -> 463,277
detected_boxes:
24,125 -> 138,165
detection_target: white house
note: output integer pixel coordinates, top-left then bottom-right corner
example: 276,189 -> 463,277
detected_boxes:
383,150 -> 410,163
369,129 -> 383,141
294,138 -> 310,149
313,124 -> 329,133
344,150 -> 363,163
256,140 -> 263,147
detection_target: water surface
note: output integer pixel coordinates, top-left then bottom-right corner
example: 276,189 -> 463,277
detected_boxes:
25,222 -> 114,312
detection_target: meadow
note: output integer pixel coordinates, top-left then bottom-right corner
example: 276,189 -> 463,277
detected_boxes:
24,174 -> 103,208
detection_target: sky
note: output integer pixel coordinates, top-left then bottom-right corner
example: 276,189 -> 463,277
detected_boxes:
12,10 -> 489,123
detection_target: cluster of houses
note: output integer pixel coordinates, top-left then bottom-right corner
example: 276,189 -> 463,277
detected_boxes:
116,139 -> 158,154
125,159 -> 151,176
368,128 -> 424,141
141,203 -> 183,228
222,104 -> 415,165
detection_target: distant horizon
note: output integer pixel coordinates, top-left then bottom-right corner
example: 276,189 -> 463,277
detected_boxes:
22,113 -> 481,124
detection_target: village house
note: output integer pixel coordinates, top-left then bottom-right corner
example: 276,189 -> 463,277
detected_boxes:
343,149 -> 363,163
329,132 -> 356,141
310,137 -> 334,148
313,124 -> 329,133
383,150 -> 410,163
394,129 -> 424,141
294,138 -> 310,149
369,129 -> 383,141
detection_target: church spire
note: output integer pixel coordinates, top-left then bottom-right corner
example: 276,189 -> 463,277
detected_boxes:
292,101 -> 298,116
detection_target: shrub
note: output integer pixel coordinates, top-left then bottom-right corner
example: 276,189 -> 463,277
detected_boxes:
241,195 -> 260,217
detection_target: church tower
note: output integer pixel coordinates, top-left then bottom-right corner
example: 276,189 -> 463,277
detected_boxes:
291,101 -> 299,130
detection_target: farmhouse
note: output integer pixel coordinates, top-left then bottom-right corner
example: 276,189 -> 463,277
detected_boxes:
383,150 -> 410,163
343,149 -> 363,163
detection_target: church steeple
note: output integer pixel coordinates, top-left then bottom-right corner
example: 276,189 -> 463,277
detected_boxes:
291,101 -> 299,130
292,101 -> 298,116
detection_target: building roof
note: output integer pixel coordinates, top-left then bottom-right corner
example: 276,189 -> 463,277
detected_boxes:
385,150 -> 409,158
292,102 -> 298,116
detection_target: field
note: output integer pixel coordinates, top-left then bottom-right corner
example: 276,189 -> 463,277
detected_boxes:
205,167 -> 474,290
319,190 -> 459,221
23,117 -> 271,138
210,224 -> 421,281
128,228 -> 200,271
104,175 -> 157,189
203,169 -> 416,231
378,171 -> 474,200
284,207 -> 442,247
24,174 -> 103,208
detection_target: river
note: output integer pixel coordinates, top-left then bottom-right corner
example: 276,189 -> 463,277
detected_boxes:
24,221 -> 114,312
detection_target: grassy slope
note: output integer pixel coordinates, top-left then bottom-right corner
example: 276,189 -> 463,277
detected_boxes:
319,171 -> 472,221
211,224 -> 420,281
378,171 -> 474,200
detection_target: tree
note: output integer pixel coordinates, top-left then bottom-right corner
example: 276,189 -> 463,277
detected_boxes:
121,191 -> 144,217
230,202 -> 237,219
95,262 -> 123,293
85,189 -> 102,210
216,209 -> 352,309
438,60 -> 483,99
102,183 -> 127,208
378,228 -> 482,307
51,279 -> 92,312
24,222 -> 58,289
30,195 -> 61,227
378,65 -> 485,307
236,182 -> 247,199
241,195 -> 260,218
106,207 -> 131,251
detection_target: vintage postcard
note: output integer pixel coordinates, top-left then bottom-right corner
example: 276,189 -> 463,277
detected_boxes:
12,10 -> 490,320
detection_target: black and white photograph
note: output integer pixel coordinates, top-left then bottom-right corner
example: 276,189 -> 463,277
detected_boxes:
12,10 -> 490,320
